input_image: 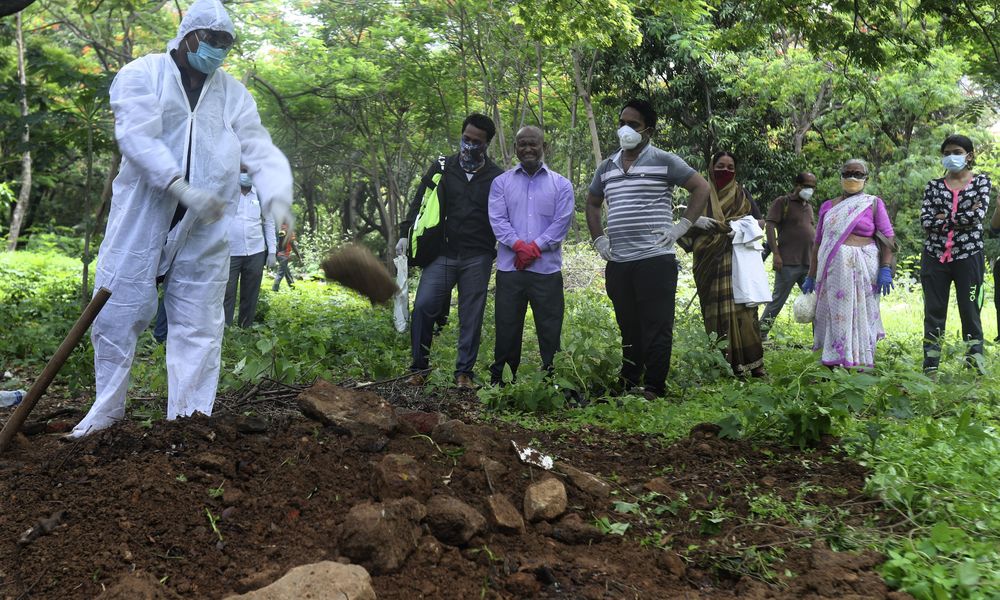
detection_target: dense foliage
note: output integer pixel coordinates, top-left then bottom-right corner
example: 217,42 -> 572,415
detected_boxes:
1,0 -> 998,265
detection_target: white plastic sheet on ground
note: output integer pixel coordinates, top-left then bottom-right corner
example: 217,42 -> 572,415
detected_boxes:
393,255 -> 409,333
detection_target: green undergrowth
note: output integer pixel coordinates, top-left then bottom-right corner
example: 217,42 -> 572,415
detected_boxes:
4,244 -> 1000,598
0,250 -> 94,395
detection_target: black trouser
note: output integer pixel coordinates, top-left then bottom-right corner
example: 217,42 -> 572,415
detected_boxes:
606,255 -> 678,396
490,270 -> 564,384
921,250 -> 985,370
225,251 -> 266,327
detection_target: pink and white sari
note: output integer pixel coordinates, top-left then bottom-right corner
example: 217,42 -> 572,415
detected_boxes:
813,193 -> 883,368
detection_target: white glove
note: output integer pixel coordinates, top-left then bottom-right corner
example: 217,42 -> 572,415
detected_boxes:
693,216 -> 717,230
395,238 -> 407,256
592,235 -> 613,261
269,197 -> 295,237
267,253 -> 276,269
652,218 -> 692,248
167,179 -> 226,223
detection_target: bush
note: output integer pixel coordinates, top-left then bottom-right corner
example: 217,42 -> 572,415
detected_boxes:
0,250 -> 93,393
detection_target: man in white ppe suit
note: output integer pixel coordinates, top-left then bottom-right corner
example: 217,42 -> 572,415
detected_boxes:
71,0 -> 293,438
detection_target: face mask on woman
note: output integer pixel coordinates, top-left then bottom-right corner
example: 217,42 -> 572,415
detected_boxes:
942,154 -> 967,172
841,177 -> 866,194
713,169 -> 735,189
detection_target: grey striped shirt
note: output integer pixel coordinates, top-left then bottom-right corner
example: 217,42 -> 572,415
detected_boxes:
589,144 -> 696,262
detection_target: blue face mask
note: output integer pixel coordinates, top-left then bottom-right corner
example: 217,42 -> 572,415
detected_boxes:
239,174 -> 253,188
942,154 -> 967,173
186,39 -> 228,75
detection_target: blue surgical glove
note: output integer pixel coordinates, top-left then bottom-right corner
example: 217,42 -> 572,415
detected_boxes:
876,266 -> 893,296
802,276 -> 815,294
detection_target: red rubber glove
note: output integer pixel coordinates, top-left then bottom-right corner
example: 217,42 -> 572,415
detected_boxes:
517,241 -> 541,270
514,240 -> 534,271
512,240 -> 530,270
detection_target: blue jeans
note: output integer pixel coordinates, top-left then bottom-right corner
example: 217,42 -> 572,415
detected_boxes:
410,253 -> 493,377
272,256 -> 294,291
760,264 -> 809,335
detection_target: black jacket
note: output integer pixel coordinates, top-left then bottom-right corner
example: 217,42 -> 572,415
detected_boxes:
399,153 -> 503,258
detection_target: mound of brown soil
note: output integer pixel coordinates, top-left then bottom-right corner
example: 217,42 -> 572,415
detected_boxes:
0,383 -> 911,599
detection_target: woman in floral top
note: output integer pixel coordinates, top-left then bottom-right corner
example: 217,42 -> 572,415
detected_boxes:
920,134 -> 991,373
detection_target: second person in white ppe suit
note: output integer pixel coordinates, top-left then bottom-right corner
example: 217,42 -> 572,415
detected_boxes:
71,0 -> 294,438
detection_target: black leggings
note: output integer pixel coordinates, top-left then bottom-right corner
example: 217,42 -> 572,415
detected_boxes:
921,250 -> 984,369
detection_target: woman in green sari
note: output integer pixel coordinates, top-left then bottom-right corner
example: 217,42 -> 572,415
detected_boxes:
683,151 -> 766,377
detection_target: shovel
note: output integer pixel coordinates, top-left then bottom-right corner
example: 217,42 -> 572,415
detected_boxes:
0,287 -> 111,453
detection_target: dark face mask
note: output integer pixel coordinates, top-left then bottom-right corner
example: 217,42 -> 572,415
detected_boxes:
713,169 -> 735,189
459,139 -> 487,172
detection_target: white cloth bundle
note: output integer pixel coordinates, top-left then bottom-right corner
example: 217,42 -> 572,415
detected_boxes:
730,216 -> 772,306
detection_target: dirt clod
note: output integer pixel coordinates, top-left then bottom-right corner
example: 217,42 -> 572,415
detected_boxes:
524,477 -> 568,522
96,571 -> 182,600
297,380 -> 398,436
339,498 -> 424,574
487,493 -> 525,534
371,453 -> 431,501
224,561 -> 376,600
425,494 -> 487,547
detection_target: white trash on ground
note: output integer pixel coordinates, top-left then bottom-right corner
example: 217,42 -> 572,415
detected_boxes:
0,390 -> 25,408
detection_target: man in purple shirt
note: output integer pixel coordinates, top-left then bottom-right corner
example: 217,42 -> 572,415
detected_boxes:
488,126 -> 575,385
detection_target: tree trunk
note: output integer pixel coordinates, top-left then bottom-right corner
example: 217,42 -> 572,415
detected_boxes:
367,158 -> 393,271
490,100 -> 509,167
7,12 -> 32,252
80,150 -> 122,305
567,85 -> 580,240
536,42 -> 544,129
81,120 -> 95,307
571,48 -> 602,169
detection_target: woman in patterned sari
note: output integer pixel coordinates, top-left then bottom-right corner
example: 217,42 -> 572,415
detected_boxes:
685,152 -> 766,377
802,159 -> 896,368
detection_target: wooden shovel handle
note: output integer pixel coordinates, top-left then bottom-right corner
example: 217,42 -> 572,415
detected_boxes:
0,287 -> 111,453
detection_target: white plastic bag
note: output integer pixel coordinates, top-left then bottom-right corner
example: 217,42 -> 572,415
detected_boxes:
792,292 -> 817,324
392,255 -> 409,333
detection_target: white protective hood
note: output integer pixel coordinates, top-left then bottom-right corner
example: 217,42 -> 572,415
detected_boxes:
167,0 -> 235,52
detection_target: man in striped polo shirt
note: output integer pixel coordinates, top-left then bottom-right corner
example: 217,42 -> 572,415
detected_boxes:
585,99 -> 710,399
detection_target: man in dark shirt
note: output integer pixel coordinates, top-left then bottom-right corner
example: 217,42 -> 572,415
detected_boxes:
760,172 -> 817,339
397,114 -> 503,388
